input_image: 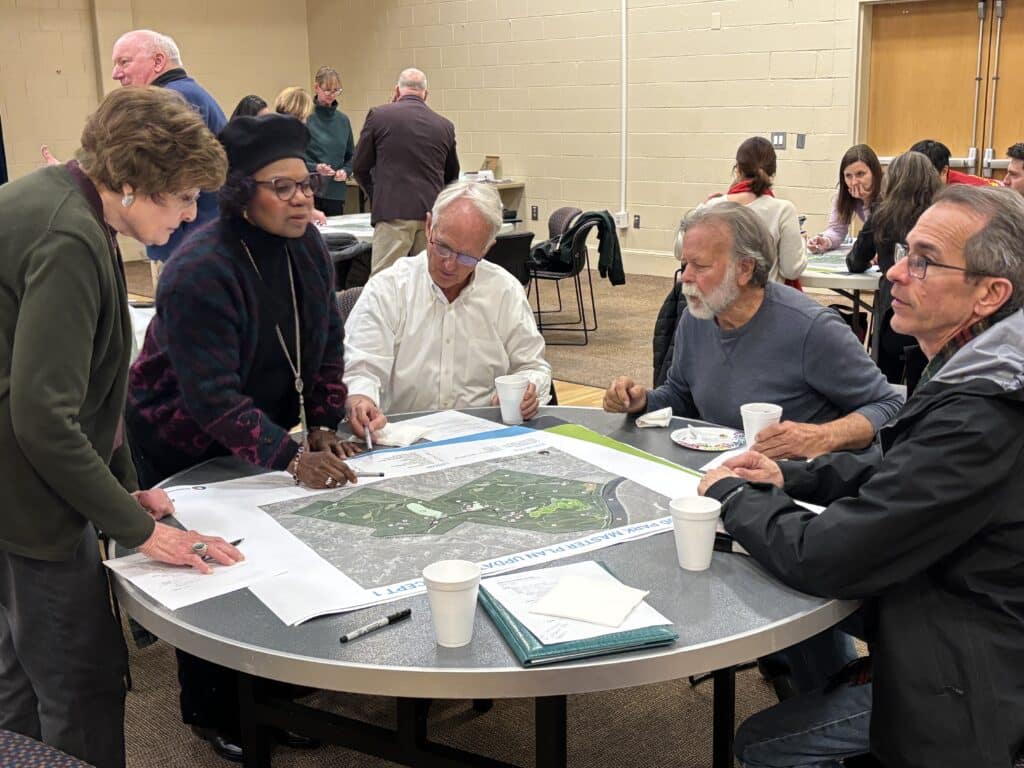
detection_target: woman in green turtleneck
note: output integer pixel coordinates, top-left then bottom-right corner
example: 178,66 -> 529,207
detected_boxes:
305,65 -> 354,217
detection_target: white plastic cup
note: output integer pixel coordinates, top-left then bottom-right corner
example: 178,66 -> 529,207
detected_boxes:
494,374 -> 529,425
669,497 -> 722,571
740,402 -> 783,449
422,560 -> 481,648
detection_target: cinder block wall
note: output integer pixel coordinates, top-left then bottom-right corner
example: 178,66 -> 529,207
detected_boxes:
2,0 -> 863,273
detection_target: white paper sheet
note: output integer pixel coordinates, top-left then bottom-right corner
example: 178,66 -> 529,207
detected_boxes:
531,573 -> 649,627
483,561 -> 671,644
103,552 -> 285,611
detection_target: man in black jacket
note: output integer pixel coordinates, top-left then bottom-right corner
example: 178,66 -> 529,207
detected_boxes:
699,184 -> 1024,767
352,68 -> 460,275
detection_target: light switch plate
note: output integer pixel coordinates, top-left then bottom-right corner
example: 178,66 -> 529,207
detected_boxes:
771,132 -> 787,150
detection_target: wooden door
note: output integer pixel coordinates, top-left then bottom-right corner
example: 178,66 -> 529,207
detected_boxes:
866,0 -> 993,166
983,3 -> 1024,178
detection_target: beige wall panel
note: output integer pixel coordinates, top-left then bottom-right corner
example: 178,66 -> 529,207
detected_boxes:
126,0 -> 311,121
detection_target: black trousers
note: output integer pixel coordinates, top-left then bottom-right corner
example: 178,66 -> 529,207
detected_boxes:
0,526 -> 128,768
314,196 -> 345,216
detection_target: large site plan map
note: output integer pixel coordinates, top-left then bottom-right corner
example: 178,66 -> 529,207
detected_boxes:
260,445 -> 669,590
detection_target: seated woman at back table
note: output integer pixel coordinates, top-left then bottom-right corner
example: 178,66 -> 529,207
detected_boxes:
807,143 -> 883,254
126,113 -> 359,761
846,151 -> 942,384
700,136 -> 807,283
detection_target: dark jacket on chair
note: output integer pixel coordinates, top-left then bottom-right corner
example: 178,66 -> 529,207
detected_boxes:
351,95 -> 460,225
652,270 -> 686,387
537,210 -> 625,285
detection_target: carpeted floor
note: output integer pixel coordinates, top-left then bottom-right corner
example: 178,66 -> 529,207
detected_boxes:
124,630 -> 775,768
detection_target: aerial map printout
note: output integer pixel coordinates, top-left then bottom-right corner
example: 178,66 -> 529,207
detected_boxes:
133,418 -> 702,624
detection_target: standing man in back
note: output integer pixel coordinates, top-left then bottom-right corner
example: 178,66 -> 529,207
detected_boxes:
110,29 -> 227,263
353,68 -> 460,275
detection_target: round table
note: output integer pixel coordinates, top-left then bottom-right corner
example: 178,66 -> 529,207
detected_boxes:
113,407 -> 858,768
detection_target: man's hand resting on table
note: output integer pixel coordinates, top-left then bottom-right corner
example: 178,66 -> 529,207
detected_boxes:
603,376 -> 647,414
346,395 -> 388,440
489,381 -> 540,420
751,421 -> 832,460
698,451 -> 784,495
138,525 -> 244,575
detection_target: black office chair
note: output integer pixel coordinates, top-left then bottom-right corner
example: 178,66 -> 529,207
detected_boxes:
529,207 -> 598,346
323,231 -> 371,290
483,231 -> 534,287
337,287 -> 363,324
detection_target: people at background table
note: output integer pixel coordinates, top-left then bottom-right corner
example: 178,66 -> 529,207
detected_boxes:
0,87 -> 238,768
306,65 -> 355,218
910,138 -> 999,187
847,151 -> 942,384
344,181 -> 550,439
126,113 -> 356,761
700,184 -> 1024,768
605,203 -> 903,461
807,143 -> 883,253
230,94 -> 269,120
274,87 -> 326,225
700,136 -> 806,283
353,67 -> 460,275
1003,142 -> 1024,195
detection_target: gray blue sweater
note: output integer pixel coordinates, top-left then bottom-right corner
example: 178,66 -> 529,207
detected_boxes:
646,281 -> 904,432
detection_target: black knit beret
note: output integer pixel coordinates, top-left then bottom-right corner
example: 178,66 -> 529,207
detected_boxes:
218,113 -> 309,176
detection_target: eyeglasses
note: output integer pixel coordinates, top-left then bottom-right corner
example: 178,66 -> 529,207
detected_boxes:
893,242 -> 989,280
429,237 -> 481,268
252,174 -> 321,201
319,86 -> 343,96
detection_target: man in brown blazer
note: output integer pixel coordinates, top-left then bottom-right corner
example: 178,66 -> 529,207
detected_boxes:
353,68 -> 460,274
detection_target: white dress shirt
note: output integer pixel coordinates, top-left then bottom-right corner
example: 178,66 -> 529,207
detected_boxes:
343,252 -> 551,414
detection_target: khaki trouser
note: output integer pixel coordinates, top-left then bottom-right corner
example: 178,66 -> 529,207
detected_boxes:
371,219 -> 427,275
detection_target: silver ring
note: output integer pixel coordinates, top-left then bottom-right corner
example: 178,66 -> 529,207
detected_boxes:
191,541 -> 209,556
325,476 -> 336,487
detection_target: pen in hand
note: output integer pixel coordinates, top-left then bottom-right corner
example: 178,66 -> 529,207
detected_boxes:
202,538 -> 244,564
340,608 -> 411,643
364,422 -> 374,452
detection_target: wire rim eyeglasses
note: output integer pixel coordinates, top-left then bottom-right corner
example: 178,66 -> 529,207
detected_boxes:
429,237 -> 481,268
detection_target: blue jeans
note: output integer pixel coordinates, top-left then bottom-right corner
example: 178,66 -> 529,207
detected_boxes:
735,681 -> 872,768
762,625 -> 858,694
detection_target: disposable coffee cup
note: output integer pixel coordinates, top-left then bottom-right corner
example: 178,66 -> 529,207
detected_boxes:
422,560 -> 481,648
740,402 -> 783,449
669,496 -> 722,571
494,374 -> 529,425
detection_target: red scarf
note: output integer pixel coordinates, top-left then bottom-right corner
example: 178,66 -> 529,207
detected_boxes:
727,179 -> 774,197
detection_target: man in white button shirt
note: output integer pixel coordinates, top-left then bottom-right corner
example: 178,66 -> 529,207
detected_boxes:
344,180 -> 551,438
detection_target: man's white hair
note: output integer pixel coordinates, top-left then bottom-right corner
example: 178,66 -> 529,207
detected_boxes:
120,29 -> 183,66
397,68 -> 427,91
431,181 -> 502,245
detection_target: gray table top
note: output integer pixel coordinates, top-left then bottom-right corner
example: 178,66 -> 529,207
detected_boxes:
113,407 -> 857,699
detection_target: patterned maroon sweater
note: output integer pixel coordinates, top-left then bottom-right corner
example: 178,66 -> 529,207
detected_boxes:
127,218 -> 347,480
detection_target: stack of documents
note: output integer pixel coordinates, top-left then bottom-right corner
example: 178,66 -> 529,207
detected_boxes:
479,561 -> 677,666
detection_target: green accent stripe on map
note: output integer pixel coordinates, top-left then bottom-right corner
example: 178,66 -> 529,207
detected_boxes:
544,424 -> 703,479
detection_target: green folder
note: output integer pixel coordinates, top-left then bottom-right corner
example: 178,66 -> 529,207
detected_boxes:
478,567 -> 678,667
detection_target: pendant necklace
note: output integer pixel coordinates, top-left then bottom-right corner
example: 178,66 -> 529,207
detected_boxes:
239,239 -> 309,444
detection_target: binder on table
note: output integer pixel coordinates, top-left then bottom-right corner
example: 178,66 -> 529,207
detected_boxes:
478,573 -> 678,668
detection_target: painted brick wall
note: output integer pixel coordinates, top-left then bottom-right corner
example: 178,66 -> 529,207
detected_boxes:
309,0 -> 861,275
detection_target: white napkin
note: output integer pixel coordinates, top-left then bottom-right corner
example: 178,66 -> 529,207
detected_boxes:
530,573 -> 649,627
635,406 -> 673,428
372,421 -> 432,447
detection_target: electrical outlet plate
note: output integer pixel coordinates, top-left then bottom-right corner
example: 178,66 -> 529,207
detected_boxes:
614,211 -> 628,228
530,205 -> 539,221
796,133 -> 806,149
633,214 -> 641,229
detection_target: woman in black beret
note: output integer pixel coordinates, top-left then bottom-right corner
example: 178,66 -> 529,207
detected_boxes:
126,113 -> 359,760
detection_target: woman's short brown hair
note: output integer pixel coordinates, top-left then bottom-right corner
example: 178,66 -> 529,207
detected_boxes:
274,86 -> 314,122
76,86 -> 226,196
314,65 -> 340,90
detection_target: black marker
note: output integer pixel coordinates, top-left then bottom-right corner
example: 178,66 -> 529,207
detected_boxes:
340,608 -> 412,643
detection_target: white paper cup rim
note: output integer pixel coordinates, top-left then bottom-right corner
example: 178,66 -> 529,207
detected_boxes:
422,560 -> 481,591
669,496 -> 722,520
740,402 -> 782,414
